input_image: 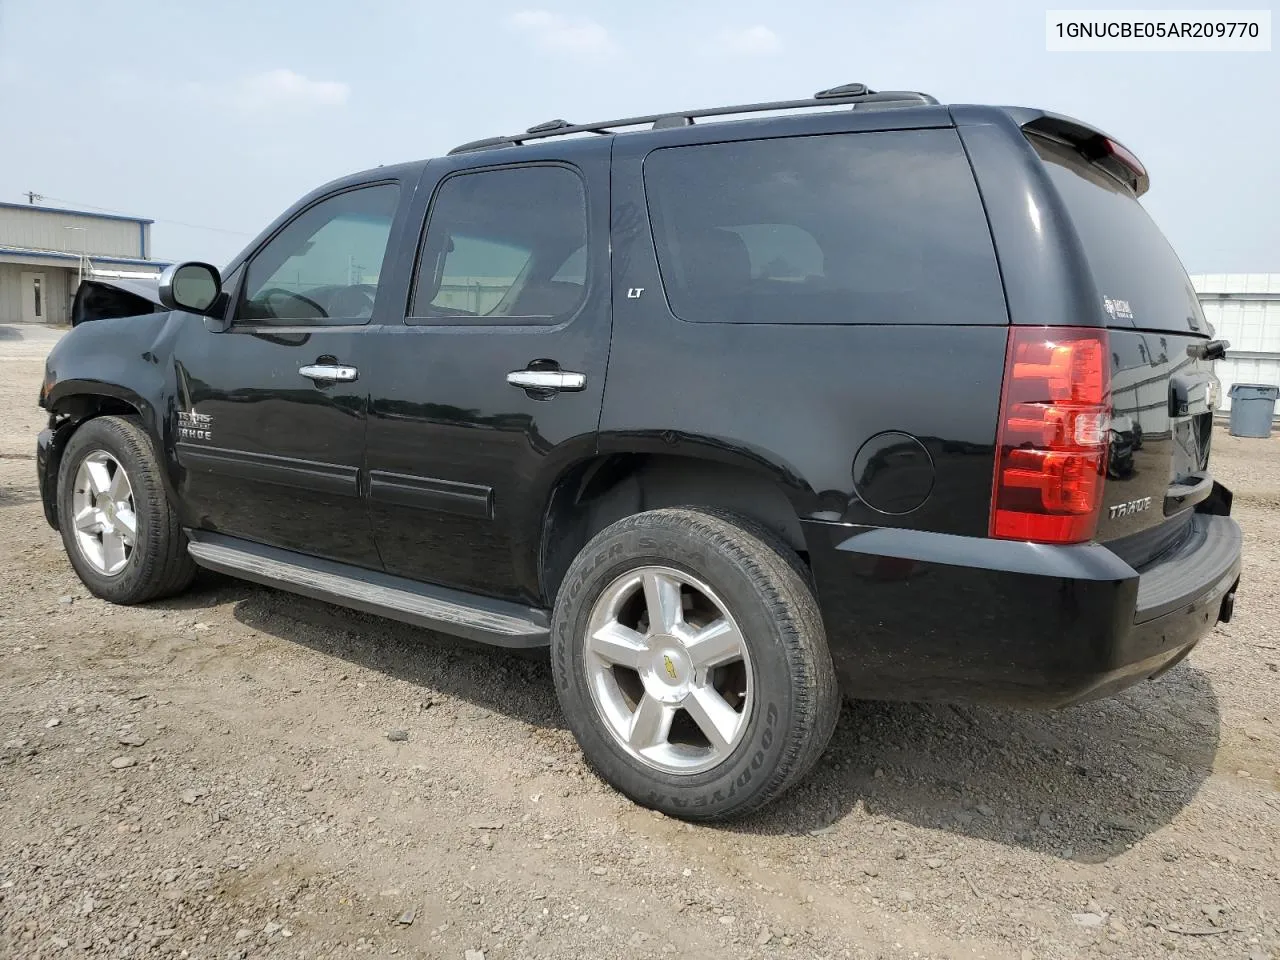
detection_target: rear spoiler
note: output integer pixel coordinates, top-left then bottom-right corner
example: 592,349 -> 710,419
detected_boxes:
1017,111 -> 1150,197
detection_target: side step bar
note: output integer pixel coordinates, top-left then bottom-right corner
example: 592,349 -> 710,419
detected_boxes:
185,532 -> 550,648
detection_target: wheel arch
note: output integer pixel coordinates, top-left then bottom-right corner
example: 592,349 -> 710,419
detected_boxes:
49,385 -> 152,423
538,452 -> 810,605
42,386 -> 162,530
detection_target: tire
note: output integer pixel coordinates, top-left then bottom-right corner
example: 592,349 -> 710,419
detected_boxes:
56,415 -> 197,604
551,507 -> 839,820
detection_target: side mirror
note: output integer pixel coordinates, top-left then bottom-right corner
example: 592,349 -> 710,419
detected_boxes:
158,262 -> 222,315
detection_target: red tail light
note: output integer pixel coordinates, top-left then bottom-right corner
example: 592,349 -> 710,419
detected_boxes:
990,327 -> 1111,544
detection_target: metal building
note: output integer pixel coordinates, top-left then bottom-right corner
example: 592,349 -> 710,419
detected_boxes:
1192,274 -> 1280,415
0,201 -> 167,325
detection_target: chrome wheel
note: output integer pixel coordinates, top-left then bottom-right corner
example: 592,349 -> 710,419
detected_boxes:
70,451 -> 137,576
583,565 -> 754,775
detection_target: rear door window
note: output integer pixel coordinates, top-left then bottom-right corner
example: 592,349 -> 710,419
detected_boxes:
432,235 -> 534,317
410,165 -> 588,324
1031,135 -> 1206,334
642,129 -> 1006,325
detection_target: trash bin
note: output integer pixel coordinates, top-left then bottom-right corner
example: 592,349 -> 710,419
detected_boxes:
1228,383 -> 1279,438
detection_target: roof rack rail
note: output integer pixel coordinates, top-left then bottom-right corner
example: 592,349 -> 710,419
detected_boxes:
448,84 -> 938,155
814,82 -> 871,98
525,119 -> 573,134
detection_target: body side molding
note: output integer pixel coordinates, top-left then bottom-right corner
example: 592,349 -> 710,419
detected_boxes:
176,444 -> 360,497
367,470 -> 494,519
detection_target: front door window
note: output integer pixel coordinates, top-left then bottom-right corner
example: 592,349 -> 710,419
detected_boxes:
239,184 -> 400,324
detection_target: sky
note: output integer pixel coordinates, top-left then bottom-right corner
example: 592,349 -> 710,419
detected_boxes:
0,0 -> 1275,271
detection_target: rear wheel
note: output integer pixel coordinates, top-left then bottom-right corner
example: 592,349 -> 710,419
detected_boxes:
57,415 -> 196,604
551,508 -> 839,820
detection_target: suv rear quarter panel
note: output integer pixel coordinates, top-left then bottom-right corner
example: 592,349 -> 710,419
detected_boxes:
957,105 -> 1220,553
950,105 -> 1104,329
601,112 -> 1010,539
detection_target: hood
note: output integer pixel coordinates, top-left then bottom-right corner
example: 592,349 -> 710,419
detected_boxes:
71,276 -> 164,327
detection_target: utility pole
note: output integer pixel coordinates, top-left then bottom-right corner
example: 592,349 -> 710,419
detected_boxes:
25,191 -> 43,205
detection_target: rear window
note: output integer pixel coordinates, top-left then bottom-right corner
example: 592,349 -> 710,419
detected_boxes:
1032,136 -> 1206,334
642,129 -> 1006,325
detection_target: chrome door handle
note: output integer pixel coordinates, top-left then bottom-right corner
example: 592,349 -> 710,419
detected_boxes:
506,370 -> 587,392
299,364 -> 358,383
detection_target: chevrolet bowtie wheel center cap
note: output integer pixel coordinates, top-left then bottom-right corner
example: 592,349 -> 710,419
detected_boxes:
647,644 -> 692,702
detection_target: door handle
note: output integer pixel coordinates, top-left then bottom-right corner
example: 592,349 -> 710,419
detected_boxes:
299,364 -> 359,383
506,370 -> 587,392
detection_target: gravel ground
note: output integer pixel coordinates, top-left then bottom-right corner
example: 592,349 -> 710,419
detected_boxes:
1,322 -> 1277,960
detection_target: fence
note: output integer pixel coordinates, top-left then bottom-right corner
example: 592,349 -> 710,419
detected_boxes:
1193,274 -> 1280,419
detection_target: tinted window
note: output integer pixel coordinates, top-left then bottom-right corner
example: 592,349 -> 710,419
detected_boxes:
552,245 -> 587,284
241,184 -> 399,324
412,166 -> 587,323
643,129 -> 1006,325
1032,136 -> 1206,333
726,224 -> 824,280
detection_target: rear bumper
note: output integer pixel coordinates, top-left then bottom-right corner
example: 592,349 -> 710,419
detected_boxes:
803,501 -> 1241,708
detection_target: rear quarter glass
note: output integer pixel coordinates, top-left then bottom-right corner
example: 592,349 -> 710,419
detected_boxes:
1030,135 -> 1208,336
642,128 -> 1007,325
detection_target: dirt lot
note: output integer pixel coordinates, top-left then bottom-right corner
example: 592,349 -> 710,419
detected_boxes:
1,322 -> 1277,960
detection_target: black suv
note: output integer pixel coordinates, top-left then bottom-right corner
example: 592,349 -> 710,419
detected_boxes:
37,84 -> 1243,819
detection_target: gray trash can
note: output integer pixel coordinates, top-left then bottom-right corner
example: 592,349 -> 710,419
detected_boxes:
1228,383 -> 1279,438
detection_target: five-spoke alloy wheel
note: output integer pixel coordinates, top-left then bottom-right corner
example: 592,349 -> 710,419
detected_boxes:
70,450 -> 138,576
57,415 -> 196,604
552,507 -> 840,821
584,565 -> 754,775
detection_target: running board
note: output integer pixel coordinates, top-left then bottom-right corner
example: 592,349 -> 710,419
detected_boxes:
185,532 -> 550,648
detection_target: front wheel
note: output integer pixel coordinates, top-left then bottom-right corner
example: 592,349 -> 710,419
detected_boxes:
56,415 -> 197,604
551,508 -> 839,820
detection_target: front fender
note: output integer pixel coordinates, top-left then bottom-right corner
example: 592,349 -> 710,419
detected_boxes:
44,311 -> 183,426
39,311 -> 190,526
